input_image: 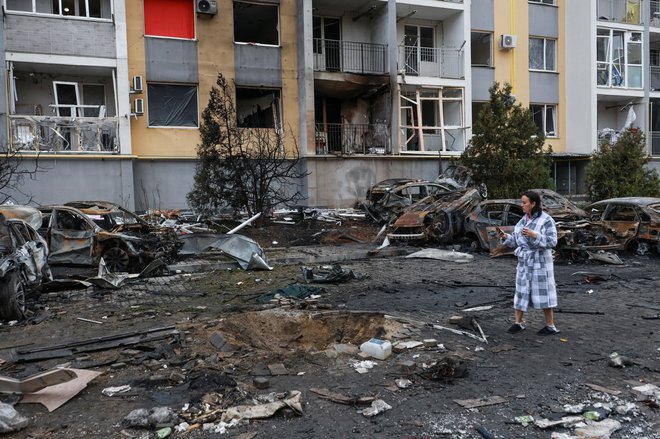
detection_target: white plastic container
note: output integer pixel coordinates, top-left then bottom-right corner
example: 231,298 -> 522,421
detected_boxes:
360,338 -> 392,360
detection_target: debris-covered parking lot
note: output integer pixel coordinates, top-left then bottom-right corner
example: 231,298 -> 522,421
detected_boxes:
0,215 -> 658,439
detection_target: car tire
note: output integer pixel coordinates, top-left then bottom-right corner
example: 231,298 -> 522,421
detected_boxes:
0,271 -> 27,321
102,246 -> 130,272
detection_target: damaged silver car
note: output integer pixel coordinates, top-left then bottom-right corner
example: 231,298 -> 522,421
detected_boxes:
0,206 -> 53,321
38,203 -> 181,272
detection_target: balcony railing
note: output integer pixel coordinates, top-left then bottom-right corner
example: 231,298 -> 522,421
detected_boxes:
652,66 -> 660,90
9,115 -> 118,153
313,39 -> 387,75
315,123 -> 390,155
597,0 -> 642,24
651,0 -> 660,25
398,46 -> 464,79
651,131 -> 660,155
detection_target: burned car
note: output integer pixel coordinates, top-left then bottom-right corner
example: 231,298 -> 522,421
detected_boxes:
38,202 -> 181,272
584,197 -> 660,255
0,206 -> 53,321
465,189 -> 588,252
387,185 -> 486,243
364,179 -> 454,224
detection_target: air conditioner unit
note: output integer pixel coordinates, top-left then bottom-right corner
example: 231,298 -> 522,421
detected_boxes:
196,0 -> 217,15
133,98 -> 144,116
501,34 -> 517,49
132,75 -> 143,93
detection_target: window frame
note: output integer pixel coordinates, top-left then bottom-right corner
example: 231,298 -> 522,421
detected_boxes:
235,87 -> 282,129
529,37 -> 556,72
147,83 -> 199,128
5,0 -> 113,20
233,1 -> 281,47
471,31 -> 493,67
531,103 -> 558,138
597,28 -> 643,89
529,0 -> 556,5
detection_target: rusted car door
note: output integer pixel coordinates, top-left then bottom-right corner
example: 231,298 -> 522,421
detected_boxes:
10,221 -> 50,284
46,209 -> 96,265
601,204 -> 640,247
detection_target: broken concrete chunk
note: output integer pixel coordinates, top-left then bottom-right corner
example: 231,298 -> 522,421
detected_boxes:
454,395 -> 506,409
333,343 -> 359,355
395,379 -> 413,389
398,360 -> 416,373
267,363 -> 288,376
423,338 -> 438,347
253,378 -> 270,389
0,402 -> 28,433
209,332 -> 234,352
534,415 -> 583,429
392,340 -> 424,351
632,383 -> 660,398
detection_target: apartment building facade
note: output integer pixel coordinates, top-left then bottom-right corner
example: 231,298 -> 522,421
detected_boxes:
2,0 -> 658,210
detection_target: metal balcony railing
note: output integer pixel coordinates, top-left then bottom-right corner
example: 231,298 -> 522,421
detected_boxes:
651,66 -> 660,90
313,39 -> 387,75
650,131 -> 660,155
315,123 -> 390,155
398,46 -> 464,79
9,115 -> 119,153
597,0 -> 642,24
651,0 -> 660,25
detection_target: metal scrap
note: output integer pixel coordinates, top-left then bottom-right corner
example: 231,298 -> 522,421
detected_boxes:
178,233 -> 271,270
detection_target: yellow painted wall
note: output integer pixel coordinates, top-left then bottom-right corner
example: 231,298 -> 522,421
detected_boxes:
546,0 -> 566,153
127,0 -> 299,158
493,0 -> 530,104
494,0 -> 566,153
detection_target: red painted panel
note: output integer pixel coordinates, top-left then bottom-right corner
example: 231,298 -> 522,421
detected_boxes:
144,0 -> 194,39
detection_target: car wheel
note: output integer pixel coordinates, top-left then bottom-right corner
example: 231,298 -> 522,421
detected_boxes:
102,246 -> 130,272
0,271 -> 27,321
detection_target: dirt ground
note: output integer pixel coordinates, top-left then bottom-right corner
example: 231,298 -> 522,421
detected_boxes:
0,218 -> 658,439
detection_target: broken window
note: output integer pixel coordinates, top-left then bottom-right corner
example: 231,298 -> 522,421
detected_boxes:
147,84 -> 198,127
605,205 -> 638,221
236,87 -> 281,129
529,37 -> 556,71
144,0 -> 195,39
531,104 -> 557,137
471,32 -> 492,67
7,0 -> 112,19
529,0 -> 555,4
234,1 -> 279,45
403,25 -> 435,74
400,87 -> 464,153
506,205 -> 524,226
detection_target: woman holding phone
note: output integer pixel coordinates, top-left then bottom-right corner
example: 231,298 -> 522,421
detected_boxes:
497,190 -> 559,335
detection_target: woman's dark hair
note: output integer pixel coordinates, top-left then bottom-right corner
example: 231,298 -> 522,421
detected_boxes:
523,190 -> 543,217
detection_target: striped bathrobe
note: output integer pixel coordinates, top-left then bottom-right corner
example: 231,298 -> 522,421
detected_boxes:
503,211 -> 558,312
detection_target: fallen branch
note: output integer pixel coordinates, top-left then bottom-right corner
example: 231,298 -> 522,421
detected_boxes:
555,309 -> 604,315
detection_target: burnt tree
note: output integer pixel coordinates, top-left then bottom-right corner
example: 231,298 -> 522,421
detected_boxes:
187,74 -> 307,219
0,148 -> 43,205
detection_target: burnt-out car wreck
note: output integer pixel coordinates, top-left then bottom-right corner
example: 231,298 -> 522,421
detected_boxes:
0,206 -> 53,321
38,202 -> 181,272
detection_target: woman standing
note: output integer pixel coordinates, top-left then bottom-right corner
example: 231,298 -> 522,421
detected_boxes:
497,190 -> 559,335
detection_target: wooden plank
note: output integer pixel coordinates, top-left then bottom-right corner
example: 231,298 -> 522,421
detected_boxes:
454,395 -> 506,408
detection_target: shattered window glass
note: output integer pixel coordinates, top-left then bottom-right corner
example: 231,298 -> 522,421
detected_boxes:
236,87 -> 281,128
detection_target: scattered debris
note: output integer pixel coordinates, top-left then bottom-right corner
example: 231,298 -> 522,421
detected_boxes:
301,264 -> 360,283
220,390 -> 303,423
360,338 -> 392,360
0,368 -> 77,394
608,352 -> 634,368
454,395 -> 506,409
432,323 -> 488,344
353,360 -> 377,374
360,399 -> 391,417
102,385 -> 132,397
309,388 -> 375,405
420,357 -> 468,383
123,406 -> 179,429
405,248 -> 474,263
534,415 -> 583,429
178,233 -> 272,270
514,415 -> 534,426
395,379 -> 413,389
20,368 -> 102,412
0,402 -> 28,433
587,251 -> 624,265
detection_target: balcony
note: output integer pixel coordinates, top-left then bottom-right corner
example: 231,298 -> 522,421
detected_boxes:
651,0 -> 660,26
398,46 -> 464,79
597,0 -> 642,25
652,66 -> 660,90
313,39 -> 387,75
9,114 -> 118,153
315,123 -> 390,155
651,131 -> 660,155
